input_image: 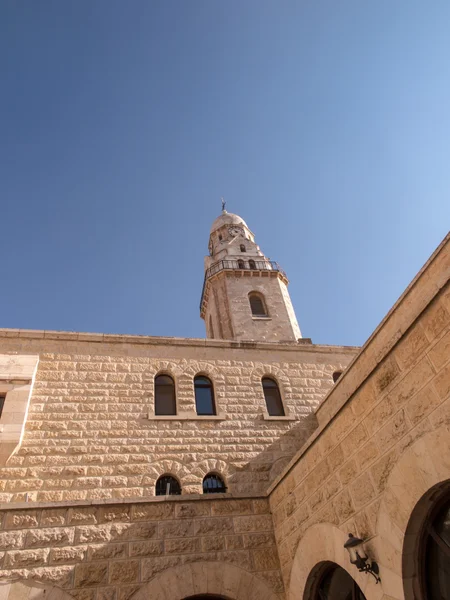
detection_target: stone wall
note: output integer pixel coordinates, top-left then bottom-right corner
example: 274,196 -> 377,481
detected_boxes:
0,496 -> 284,600
268,235 -> 450,600
0,335 -> 356,502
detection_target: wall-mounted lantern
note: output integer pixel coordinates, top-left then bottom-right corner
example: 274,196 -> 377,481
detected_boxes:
344,533 -> 381,583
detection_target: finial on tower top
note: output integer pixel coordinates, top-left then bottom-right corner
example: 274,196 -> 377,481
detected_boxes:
221,197 -> 227,213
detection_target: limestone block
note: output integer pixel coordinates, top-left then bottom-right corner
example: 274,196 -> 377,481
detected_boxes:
87,543 -> 127,561
25,528 -> 74,549
234,514 -> 272,533
49,546 -> 86,564
108,561 -> 139,584
74,562 -> 108,587
252,547 -> 280,570
194,517 -> 233,536
129,541 -> 163,557
4,549 -> 49,568
158,520 -> 193,539
4,512 -> 39,530
428,329 -> 450,370
164,537 -> 201,554
0,531 -> 26,550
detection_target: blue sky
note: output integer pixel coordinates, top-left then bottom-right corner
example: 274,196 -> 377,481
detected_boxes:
1,1 -> 449,346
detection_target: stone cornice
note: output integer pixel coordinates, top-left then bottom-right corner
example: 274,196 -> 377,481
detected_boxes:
0,327 -> 358,354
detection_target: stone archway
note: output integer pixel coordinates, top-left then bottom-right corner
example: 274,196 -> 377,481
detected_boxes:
129,562 -> 280,600
288,523 -> 382,600
0,581 -> 74,600
373,425 -> 450,600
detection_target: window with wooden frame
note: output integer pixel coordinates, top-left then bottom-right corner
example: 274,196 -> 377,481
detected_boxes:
154,374 -> 176,415
248,292 -> 268,317
194,375 -> 216,415
262,377 -> 285,416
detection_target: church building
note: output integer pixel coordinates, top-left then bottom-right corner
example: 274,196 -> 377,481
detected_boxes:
0,210 -> 449,600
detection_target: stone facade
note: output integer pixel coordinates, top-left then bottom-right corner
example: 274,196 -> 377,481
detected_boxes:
0,336 -> 355,501
0,211 -> 449,600
269,231 -> 450,600
0,497 -> 283,600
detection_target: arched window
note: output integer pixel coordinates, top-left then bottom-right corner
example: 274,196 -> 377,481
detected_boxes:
332,371 -> 343,383
203,473 -> 227,494
237,259 -> 245,269
240,244 -> 246,252
194,375 -> 216,415
155,475 -> 181,496
315,563 -> 366,600
154,374 -> 176,415
249,292 -> 267,317
249,259 -> 256,269
262,377 -> 285,416
422,494 -> 450,600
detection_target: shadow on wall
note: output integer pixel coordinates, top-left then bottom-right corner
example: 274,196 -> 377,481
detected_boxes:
227,412 -> 319,494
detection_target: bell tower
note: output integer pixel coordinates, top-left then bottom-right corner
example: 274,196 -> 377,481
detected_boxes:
200,208 -> 302,342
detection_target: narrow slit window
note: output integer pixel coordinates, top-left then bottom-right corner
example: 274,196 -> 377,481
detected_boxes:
240,244 -> 246,252
262,377 -> 285,416
203,473 -> 227,494
194,375 -> 216,415
0,395 -> 5,418
154,374 -> 176,415
155,475 -> 181,496
332,371 -> 343,383
249,292 -> 267,317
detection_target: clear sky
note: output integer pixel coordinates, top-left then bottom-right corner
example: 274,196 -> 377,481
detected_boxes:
1,1 -> 449,346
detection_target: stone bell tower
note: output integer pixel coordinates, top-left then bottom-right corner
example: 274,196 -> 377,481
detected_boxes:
200,207 -> 302,342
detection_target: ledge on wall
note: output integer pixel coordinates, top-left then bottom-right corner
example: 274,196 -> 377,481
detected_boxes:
262,414 -> 297,421
147,413 -> 227,421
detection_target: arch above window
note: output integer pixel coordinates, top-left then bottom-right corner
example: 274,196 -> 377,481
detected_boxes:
249,292 -> 268,317
155,474 -> 181,496
203,473 -> 227,494
154,374 -> 176,415
194,375 -> 216,415
262,377 -> 285,416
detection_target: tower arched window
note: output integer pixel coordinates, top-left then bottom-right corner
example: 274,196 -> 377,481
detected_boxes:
240,244 -> 246,252
154,374 -> 176,416
203,473 -> 227,494
249,259 -> 256,269
237,259 -> 245,269
155,474 -> 181,496
262,377 -> 285,416
194,375 -> 216,415
249,292 -> 268,317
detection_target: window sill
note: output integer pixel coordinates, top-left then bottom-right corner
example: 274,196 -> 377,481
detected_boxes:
148,413 -> 227,421
252,316 -> 272,321
262,413 -> 297,421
